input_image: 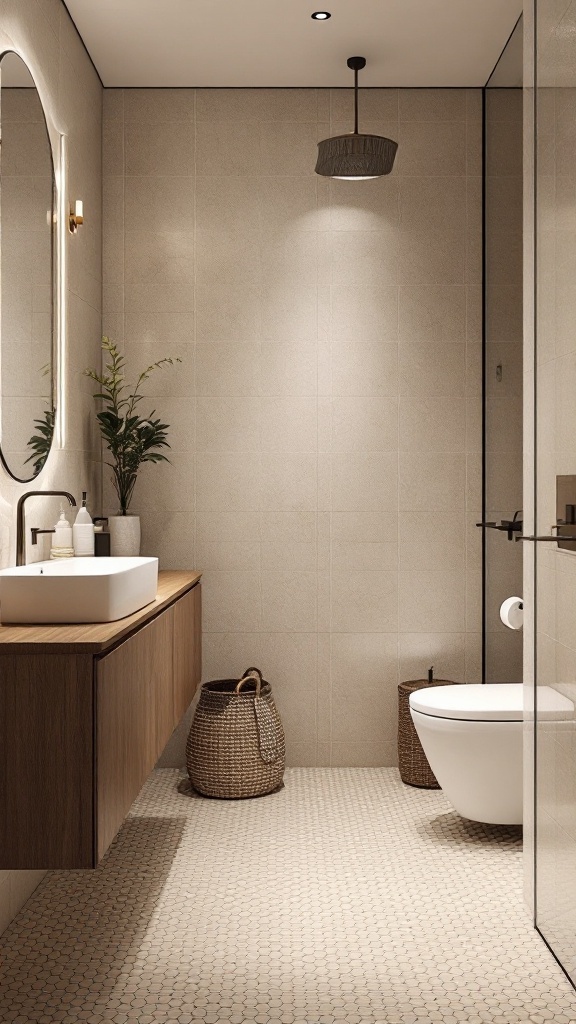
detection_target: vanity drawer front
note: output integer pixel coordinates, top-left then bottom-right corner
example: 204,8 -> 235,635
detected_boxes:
173,583 -> 201,724
95,608 -> 174,862
0,653 -> 93,870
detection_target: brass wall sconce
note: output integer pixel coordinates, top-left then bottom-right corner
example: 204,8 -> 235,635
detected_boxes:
69,200 -> 84,234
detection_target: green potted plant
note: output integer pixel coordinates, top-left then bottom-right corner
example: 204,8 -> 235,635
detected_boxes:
85,337 -> 181,556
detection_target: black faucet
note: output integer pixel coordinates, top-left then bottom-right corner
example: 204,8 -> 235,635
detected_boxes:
16,491 -> 77,566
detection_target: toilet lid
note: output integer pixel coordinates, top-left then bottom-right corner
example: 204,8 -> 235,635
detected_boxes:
409,683 -> 574,722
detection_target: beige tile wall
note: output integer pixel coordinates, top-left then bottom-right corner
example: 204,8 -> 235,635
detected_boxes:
0,0 -> 102,933
485,88 -> 524,683
103,86 -> 483,769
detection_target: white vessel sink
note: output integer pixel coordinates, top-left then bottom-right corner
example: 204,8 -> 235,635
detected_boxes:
0,557 -> 159,624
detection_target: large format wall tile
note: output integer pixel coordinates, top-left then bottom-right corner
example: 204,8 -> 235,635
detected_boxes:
399,451 -> 467,511
125,123 -> 194,175
399,512 -> 466,572
330,343 -> 398,397
329,397 -> 399,453
398,285 -> 467,343
399,571 -> 466,632
398,344 -> 466,397
396,121 -> 467,177
104,86 -> 482,769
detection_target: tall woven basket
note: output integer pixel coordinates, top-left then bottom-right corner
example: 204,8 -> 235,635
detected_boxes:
187,668 -> 285,799
398,677 -> 457,789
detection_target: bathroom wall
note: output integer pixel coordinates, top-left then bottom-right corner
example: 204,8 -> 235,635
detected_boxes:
525,0 -> 576,973
484,88 -> 523,682
0,0 -> 102,934
103,86 -> 483,768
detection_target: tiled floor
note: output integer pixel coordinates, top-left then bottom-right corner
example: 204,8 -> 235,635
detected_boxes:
1,768 -> 576,1024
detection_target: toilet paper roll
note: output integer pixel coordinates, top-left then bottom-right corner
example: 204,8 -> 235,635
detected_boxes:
500,596 -> 524,630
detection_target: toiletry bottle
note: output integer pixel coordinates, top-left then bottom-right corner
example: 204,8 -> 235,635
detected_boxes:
73,491 -> 95,557
50,508 -> 75,559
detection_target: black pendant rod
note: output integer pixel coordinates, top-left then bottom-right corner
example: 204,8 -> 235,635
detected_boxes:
347,56 -> 366,136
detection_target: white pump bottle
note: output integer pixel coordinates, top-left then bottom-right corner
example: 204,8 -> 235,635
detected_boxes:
72,491 -> 95,557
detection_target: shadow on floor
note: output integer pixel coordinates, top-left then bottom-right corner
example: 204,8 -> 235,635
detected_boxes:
176,775 -> 202,798
417,810 -> 523,848
176,774 -> 286,800
0,815 -> 186,1020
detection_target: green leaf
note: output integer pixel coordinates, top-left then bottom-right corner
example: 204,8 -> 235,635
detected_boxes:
24,405 -> 55,474
84,336 -> 182,511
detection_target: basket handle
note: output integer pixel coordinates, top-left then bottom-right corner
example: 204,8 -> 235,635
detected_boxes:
243,666 -> 263,683
235,669 -> 261,696
235,668 -> 280,765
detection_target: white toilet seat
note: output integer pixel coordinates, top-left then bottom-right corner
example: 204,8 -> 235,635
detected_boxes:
410,682 -> 574,722
410,683 -> 523,721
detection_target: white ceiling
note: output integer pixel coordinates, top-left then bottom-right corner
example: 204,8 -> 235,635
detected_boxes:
64,0 -> 522,88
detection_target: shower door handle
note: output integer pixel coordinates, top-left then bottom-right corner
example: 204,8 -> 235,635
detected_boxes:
517,520 -> 576,542
517,535 -> 576,542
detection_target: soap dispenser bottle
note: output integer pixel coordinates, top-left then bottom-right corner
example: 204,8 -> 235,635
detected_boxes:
72,491 -> 95,557
50,508 -> 74,559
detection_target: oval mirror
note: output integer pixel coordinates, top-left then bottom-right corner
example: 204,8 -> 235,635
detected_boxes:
0,51 -> 56,481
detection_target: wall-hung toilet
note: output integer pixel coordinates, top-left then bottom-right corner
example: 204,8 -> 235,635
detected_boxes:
409,683 -> 574,826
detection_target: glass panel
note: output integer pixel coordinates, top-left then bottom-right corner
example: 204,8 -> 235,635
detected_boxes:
533,0 -> 576,984
483,19 -> 524,683
0,51 -> 55,481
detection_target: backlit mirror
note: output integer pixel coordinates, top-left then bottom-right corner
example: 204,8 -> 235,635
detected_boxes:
0,51 -> 56,481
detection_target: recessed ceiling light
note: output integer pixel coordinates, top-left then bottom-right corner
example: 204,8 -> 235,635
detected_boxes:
312,11 -> 331,19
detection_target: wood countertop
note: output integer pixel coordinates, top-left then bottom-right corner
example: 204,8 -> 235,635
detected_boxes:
0,570 -> 202,655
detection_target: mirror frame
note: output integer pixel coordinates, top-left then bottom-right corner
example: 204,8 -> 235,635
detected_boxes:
0,48 -> 63,483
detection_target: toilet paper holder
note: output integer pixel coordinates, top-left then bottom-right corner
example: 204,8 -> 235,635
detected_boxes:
500,596 -> 523,630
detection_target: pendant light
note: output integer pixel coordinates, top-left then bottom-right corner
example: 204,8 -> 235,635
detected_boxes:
315,57 -> 398,180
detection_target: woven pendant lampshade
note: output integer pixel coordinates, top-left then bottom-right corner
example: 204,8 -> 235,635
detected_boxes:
315,57 -> 398,179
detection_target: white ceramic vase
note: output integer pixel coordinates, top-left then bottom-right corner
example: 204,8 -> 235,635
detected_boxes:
108,514 -> 141,557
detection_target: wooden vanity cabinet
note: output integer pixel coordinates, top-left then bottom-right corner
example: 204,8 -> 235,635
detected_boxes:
0,572 -> 201,871
172,586 -> 202,724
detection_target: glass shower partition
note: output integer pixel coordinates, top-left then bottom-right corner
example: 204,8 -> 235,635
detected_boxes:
529,0 -> 576,987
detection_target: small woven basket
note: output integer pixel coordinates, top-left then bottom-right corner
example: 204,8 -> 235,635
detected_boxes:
186,667 -> 285,799
398,677 -> 457,789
